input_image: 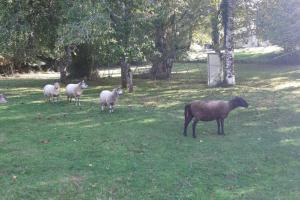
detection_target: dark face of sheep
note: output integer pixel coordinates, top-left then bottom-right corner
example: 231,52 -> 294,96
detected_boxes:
232,97 -> 248,108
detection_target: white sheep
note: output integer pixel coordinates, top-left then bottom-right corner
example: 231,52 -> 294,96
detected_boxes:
99,87 -> 123,113
65,80 -> 88,106
43,82 -> 60,102
0,94 -> 7,104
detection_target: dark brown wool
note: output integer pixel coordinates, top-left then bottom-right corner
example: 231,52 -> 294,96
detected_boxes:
183,97 -> 248,138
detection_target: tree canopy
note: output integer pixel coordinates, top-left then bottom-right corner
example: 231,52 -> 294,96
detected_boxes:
257,0 -> 300,52
0,0 -> 299,84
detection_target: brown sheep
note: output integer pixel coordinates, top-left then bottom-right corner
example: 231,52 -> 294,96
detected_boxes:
183,97 -> 248,138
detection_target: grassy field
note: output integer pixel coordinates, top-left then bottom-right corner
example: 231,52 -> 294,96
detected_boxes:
1,62 -> 300,199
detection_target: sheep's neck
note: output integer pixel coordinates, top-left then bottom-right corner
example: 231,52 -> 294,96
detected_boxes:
229,100 -> 239,111
111,92 -> 118,101
74,86 -> 82,96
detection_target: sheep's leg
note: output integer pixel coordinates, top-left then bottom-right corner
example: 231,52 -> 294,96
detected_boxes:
217,119 -> 221,135
101,104 -> 104,111
220,119 -> 225,135
109,104 -> 113,113
183,114 -> 193,136
192,120 -> 198,138
74,97 -> 77,105
78,97 -> 81,106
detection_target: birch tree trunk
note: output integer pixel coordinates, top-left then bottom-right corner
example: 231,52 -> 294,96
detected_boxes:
223,0 -> 236,85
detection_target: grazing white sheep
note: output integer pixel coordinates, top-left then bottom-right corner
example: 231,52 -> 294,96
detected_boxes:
43,82 -> 60,102
99,87 -> 123,113
65,80 -> 88,106
0,94 -> 7,104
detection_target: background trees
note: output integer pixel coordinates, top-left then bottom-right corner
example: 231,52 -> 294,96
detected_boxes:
149,0 -> 210,79
0,0 -> 299,85
257,0 -> 300,52
0,0 -> 62,73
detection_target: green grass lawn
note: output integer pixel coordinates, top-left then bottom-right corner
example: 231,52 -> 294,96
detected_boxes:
1,63 -> 300,199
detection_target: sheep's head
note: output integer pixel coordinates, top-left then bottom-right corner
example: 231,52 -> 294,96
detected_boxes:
79,80 -> 88,89
232,96 -> 248,108
114,87 -> 123,96
54,82 -> 60,90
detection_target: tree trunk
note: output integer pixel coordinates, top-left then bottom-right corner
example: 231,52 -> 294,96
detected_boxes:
150,55 -> 173,79
211,12 -> 221,54
58,45 -> 72,83
223,0 -> 236,86
150,15 -> 176,80
59,63 -> 67,83
120,56 -> 129,89
127,68 -> 133,93
69,43 -> 97,80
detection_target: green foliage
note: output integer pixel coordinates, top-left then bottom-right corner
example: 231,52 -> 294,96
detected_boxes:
3,0 -> 294,79
234,0 -> 258,44
102,0 -> 153,64
192,22 -> 212,45
55,1 -> 109,52
0,0 -> 214,77
257,0 -> 300,51
0,0 -> 62,63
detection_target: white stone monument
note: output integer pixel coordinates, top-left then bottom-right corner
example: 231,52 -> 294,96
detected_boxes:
207,53 -> 223,87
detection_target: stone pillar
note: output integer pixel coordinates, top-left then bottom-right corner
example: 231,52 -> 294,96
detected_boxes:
207,53 -> 223,87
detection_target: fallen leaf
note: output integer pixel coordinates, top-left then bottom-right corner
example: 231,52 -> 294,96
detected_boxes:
40,139 -> 50,144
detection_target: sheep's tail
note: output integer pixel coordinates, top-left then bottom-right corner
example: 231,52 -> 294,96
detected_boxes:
184,103 -> 193,122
